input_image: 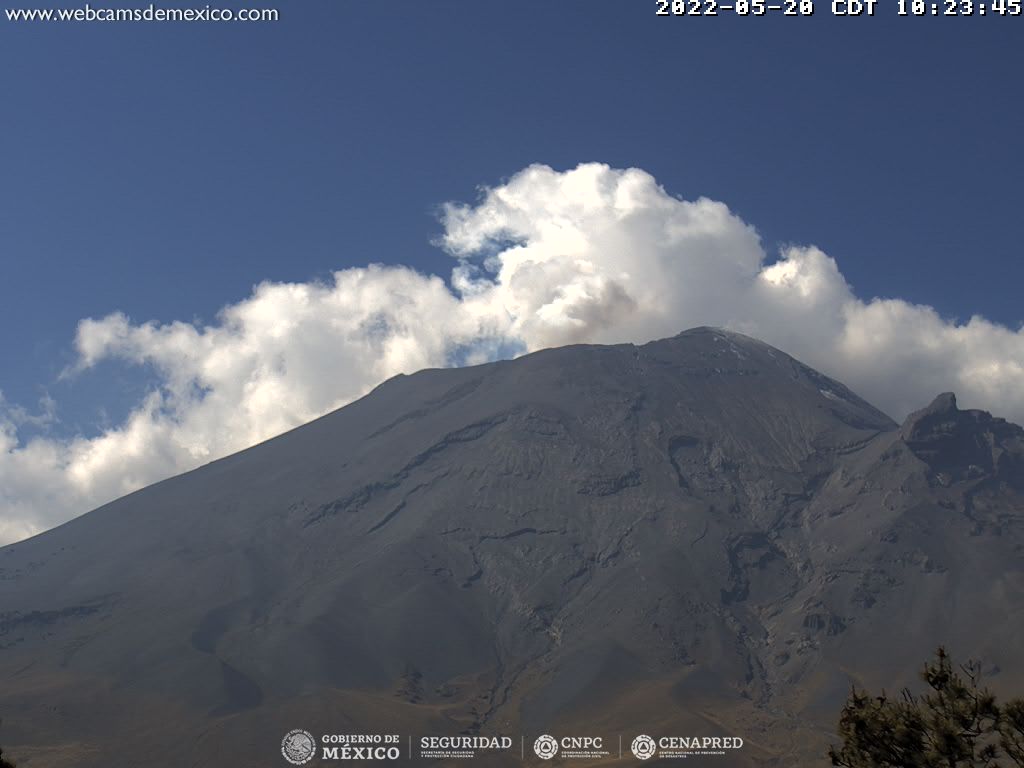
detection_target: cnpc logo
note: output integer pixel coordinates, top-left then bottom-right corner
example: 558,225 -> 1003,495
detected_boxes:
533,734 -> 604,759
533,735 -> 559,759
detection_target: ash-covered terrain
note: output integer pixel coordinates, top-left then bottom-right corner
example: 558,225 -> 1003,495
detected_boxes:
1,327 -> 1022,767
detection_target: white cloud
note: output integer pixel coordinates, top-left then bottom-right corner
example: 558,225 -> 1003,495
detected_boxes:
2,162 -> 1023,544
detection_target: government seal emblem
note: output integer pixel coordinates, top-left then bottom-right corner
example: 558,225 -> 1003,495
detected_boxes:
281,728 -> 316,765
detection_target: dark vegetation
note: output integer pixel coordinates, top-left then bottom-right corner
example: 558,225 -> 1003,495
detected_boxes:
830,648 -> 1024,767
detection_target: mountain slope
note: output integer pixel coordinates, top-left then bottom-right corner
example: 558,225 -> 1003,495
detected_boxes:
1,327 -> 1022,767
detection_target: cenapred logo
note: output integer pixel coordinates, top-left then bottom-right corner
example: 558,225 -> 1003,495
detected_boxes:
281,729 -> 316,765
534,734 -> 559,760
631,734 -> 657,760
631,734 -> 744,760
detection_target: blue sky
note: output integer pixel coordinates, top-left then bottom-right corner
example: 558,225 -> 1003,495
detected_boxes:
2,1 -> 1023,540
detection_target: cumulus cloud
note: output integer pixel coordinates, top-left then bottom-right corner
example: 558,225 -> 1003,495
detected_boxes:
2,162 -> 1023,544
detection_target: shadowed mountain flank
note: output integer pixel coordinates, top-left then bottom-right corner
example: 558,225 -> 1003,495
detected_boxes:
1,327 -> 1022,767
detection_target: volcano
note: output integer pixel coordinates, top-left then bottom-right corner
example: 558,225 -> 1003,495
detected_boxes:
2,327 -> 1023,767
